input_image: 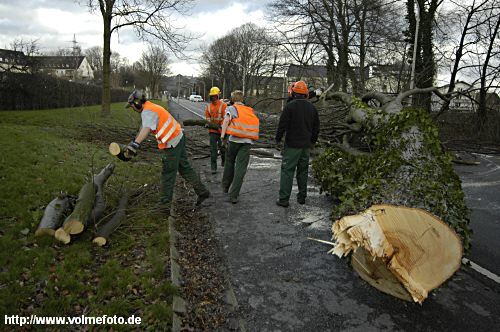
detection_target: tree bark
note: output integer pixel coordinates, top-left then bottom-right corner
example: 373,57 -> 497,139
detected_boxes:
35,194 -> 71,237
101,2 -> 112,117
93,191 -> 129,247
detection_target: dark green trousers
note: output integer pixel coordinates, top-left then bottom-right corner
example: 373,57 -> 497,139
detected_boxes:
222,141 -> 251,200
209,132 -> 226,171
279,147 -> 310,202
160,135 -> 208,206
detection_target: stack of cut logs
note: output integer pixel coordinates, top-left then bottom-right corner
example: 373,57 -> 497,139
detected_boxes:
35,163 -> 129,247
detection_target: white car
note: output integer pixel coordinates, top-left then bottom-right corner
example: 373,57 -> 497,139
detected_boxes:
189,95 -> 203,102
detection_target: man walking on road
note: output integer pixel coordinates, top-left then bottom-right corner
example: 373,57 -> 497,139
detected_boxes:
220,90 -> 259,204
275,81 -> 320,207
205,86 -> 227,174
125,90 -> 210,213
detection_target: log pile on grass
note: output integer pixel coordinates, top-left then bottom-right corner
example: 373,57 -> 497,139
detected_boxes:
37,163 -> 130,246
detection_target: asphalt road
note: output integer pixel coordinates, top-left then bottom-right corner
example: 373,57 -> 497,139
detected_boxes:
454,154 -> 500,276
169,99 -> 500,330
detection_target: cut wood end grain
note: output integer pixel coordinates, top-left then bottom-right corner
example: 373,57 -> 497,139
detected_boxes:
109,142 -> 121,156
332,204 -> 463,303
92,237 -> 106,247
54,227 -> 71,244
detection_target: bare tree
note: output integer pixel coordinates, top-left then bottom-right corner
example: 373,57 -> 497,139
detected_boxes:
82,0 -> 193,116
4,39 -> 39,73
201,23 -> 277,98
139,45 -> 171,98
405,0 -> 444,111
84,46 -> 103,80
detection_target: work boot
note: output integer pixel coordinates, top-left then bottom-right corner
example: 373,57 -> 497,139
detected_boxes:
196,191 -> 210,206
297,198 -> 306,205
276,200 -> 289,208
211,169 -> 217,175
228,197 -> 238,204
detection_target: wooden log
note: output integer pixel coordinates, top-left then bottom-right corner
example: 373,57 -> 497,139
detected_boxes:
87,163 -> 115,225
62,182 -> 96,235
93,191 -> 129,247
183,119 -> 220,131
54,227 -> 71,244
109,142 -> 133,161
62,164 -> 115,235
35,194 -> 70,237
331,204 -> 463,304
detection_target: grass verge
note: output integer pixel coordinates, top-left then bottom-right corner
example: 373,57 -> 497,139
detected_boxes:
0,101 -> 175,330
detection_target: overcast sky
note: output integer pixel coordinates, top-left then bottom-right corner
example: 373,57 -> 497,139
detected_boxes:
0,0 -> 269,76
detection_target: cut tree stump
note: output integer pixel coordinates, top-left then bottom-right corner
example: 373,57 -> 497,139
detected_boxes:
332,204 -> 463,303
61,164 -> 115,236
35,194 -> 71,237
93,191 -> 129,247
183,119 -> 220,131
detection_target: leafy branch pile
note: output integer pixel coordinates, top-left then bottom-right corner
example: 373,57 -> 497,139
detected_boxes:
312,98 -> 471,250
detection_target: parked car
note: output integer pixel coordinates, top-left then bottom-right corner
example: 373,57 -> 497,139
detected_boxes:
189,95 -> 203,102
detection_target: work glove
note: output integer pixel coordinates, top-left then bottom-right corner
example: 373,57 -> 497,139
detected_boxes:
126,141 -> 140,156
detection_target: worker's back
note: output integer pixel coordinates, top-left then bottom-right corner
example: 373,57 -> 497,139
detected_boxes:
276,98 -> 319,148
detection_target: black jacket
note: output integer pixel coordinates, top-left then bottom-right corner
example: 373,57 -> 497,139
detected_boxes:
276,98 -> 320,148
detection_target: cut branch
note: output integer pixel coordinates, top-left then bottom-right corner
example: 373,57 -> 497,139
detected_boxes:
35,194 -> 71,237
182,119 -> 220,131
93,191 -> 129,247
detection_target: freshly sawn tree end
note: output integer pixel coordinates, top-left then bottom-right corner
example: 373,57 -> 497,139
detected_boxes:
54,227 -> 71,244
332,204 -> 462,304
92,237 -> 107,247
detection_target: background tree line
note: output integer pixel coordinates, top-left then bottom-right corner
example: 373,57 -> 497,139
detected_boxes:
199,0 -> 499,134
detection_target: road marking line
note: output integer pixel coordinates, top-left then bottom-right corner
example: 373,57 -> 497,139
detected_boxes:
172,99 -> 205,119
462,258 -> 500,284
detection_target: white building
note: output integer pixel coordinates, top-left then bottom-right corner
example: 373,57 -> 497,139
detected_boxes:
432,81 -> 475,112
32,56 -> 94,80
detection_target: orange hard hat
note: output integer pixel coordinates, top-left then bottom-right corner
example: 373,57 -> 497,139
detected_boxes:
292,80 -> 308,95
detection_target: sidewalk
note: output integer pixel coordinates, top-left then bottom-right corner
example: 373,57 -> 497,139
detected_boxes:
171,101 -> 500,331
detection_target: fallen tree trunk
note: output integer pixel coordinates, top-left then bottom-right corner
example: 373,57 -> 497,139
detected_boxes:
93,191 -> 129,247
35,194 -> 71,237
332,205 -> 462,303
87,163 -> 115,225
183,119 -> 220,131
312,89 -> 471,302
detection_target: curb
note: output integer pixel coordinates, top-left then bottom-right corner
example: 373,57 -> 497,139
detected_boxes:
169,210 -> 187,332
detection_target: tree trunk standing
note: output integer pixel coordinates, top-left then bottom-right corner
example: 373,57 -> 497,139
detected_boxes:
406,0 -> 442,112
100,1 -> 112,117
476,14 -> 500,134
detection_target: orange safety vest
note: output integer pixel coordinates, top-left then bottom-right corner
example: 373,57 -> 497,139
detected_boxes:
143,101 -> 182,149
205,100 -> 226,134
226,104 -> 259,140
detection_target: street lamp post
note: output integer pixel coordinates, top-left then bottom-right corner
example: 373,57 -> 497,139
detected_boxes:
409,2 -> 421,92
220,58 -> 246,96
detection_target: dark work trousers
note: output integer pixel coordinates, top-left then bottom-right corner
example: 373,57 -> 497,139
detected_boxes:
222,141 -> 251,200
209,132 -> 226,171
160,135 -> 208,206
279,147 -> 310,203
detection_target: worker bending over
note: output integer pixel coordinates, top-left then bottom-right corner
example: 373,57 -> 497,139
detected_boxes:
125,90 -> 210,214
